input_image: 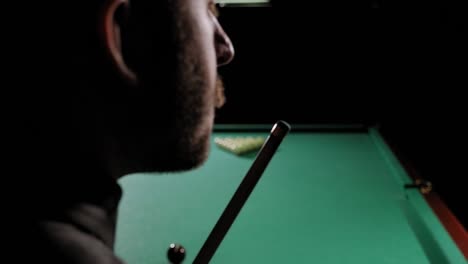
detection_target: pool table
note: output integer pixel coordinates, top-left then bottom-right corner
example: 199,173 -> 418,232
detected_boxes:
115,124 -> 466,264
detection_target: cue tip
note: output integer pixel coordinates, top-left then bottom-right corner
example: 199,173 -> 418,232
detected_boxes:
272,120 -> 291,136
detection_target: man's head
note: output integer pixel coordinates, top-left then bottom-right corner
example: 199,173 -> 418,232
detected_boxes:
18,0 -> 234,178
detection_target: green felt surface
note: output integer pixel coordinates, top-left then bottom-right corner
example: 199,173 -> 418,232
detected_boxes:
115,127 -> 465,264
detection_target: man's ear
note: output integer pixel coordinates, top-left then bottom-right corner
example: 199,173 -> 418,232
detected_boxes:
99,0 -> 137,85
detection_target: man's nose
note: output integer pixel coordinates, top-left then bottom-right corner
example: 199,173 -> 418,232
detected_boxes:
215,23 -> 235,66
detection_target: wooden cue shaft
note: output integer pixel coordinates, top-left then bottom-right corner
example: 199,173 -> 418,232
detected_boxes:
193,121 -> 291,264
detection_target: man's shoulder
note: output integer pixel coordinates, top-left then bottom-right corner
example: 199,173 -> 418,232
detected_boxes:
34,220 -> 126,264
5,210 -> 125,264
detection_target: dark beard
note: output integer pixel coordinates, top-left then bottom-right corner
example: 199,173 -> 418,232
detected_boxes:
170,43 -> 216,171
170,58 -> 226,171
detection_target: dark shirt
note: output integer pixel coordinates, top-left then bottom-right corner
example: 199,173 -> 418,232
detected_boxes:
8,178 -> 125,264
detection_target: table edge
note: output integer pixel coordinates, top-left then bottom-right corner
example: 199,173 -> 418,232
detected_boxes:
372,127 -> 468,261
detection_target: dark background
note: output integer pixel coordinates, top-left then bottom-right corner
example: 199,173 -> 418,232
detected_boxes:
215,2 -> 467,227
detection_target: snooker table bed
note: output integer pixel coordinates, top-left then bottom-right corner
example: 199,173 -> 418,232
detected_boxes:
115,124 -> 467,264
